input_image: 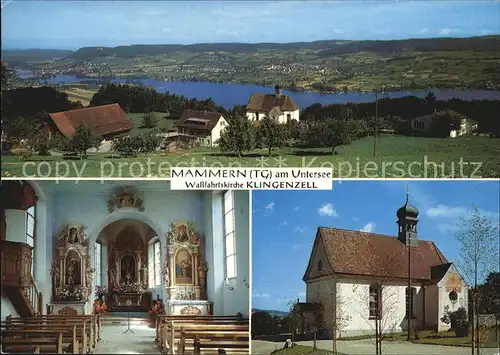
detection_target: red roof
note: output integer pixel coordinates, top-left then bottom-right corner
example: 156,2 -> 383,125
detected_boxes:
247,93 -> 299,112
304,227 -> 449,282
49,103 -> 132,138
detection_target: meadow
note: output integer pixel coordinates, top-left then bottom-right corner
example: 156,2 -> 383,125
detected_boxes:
2,135 -> 499,178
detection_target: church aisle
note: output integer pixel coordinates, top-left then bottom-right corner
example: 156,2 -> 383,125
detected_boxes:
95,322 -> 158,354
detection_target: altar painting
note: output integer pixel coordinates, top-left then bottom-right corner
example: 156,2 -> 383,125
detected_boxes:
175,248 -> 193,285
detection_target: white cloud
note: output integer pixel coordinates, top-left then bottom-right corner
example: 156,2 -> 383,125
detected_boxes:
426,204 -> 467,218
360,222 -> 376,233
279,220 -> 288,227
162,28 -> 171,33
292,244 -> 302,250
337,180 -> 342,185
253,292 -> 270,298
419,28 -> 429,33
318,203 -> 338,217
293,206 -> 300,211
436,224 -> 459,234
294,226 -> 306,233
264,201 -> 275,212
352,216 -> 359,222
439,28 -> 452,35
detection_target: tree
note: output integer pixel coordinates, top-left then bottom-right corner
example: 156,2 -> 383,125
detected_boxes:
454,205 -> 499,355
217,115 -> 255,157
1,61 -> 14,93
2,116 -> 38,147
425,91 -> 437,113
258,118 -> 288,156
142,112 -> 158,128
142,131 -> 159,155
306,118 -> 356,154
68,125 -> 99,159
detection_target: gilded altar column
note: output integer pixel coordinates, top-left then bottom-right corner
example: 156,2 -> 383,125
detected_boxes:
114,251 -> 121,283
193,250 -> 199,287
168,248 -> 175,298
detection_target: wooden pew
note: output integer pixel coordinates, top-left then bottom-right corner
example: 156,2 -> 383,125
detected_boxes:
179,326 -> 249,355
160,318 -> 248,353
5,314 -> 99,349
155,315 -> 246,343
2,318 -> 91,353
164,322 -> 249,354
1,328 -> 65,354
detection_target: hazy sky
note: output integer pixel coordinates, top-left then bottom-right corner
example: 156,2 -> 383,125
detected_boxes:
1,1 -> 499,49
252,180 -> 500,311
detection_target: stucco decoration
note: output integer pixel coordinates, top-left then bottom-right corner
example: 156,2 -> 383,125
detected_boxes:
180,305 -> 202,315
108,187 -> 144,213
166,221 -> 201,245
445,273 -> 462,293
56,224 -> 87,247
58,306 -> 78,316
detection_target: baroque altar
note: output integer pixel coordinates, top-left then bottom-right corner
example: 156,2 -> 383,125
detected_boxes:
164,221 -> 212,316
50,224 -> 93,315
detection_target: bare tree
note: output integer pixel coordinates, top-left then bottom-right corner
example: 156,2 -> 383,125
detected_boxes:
455,205 -> 499,355
330,284 -> 352,355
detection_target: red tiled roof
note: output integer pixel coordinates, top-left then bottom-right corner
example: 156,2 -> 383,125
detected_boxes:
49,103 -> 132,138
176,110 -> 224,132
247,93 -> 299,112
304,227 -> 449,282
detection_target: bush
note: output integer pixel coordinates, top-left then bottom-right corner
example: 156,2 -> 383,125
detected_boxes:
441,306 -> 469,337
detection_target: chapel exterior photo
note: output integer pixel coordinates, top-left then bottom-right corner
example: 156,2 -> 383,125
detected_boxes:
1,180 -> 250,320
301,196 -> 469,338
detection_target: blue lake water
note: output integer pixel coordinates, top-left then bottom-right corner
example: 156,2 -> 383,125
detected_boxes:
21,71 -> 500,109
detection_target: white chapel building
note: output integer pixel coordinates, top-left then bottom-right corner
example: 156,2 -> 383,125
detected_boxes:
1,180 -> 249,319
246,85 -> 300,124
302,196 -> 469,338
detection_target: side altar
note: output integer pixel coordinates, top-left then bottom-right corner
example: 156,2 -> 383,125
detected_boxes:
49,224 -> 93,315
163,221 -> 213,315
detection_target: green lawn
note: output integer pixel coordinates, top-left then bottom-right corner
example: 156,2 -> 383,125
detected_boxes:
2,135 -> 499,178
341,328 -> 499,348
270,345 -> 336,355
125,112 -> 176,136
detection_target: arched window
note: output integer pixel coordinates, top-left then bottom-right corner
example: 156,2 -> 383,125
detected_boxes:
369,284 -> 382,319
26,206 -> 35,276
94,241 -> 102,286
153,240 -> 161,286
223,191 -> 236,279
317,260 -> 323,271
406,287 -> 417,318
449,290 -> 458,302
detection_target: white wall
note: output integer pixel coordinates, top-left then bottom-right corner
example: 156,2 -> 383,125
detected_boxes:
210,116 -> 228,147
308,277 -> 426,337
246,109 -> 300,123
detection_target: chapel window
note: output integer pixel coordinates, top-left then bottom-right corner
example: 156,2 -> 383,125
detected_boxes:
94,241 -> 102,286
154,240 -> 161,286
223,191 -> 236,279
405,287 -> 417,318
449,290 -> 458,302
26,206 -> 35,276
369,284 -> 382,319
317,260 -> 323,271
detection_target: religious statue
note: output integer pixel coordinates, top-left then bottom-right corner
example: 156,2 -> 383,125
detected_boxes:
163,263 -> 170,288
67,260 -> 76,284
109,267 -> 117,287
198,261 -> 208,299
69,227 -> 79,243
125,272 -> 132,285
51,262 -> 60,289
85,257 -> 94,287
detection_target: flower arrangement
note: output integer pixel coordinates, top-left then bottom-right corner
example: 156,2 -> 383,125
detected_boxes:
93,299 -> 108,314
56,286 -> 83,301
95,285 -> 108,298
149,299 -> 165,317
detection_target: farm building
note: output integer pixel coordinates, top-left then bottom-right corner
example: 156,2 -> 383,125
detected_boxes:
175,110 -> 228,147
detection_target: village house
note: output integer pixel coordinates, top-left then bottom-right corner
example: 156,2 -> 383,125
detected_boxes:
410,109 -> 477,138
175,109 -> 228,147
246,85 -> 300,123
43,103 -> 133,140
301,196 -> 468,338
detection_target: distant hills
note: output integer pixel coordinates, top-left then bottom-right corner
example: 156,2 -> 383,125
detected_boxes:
2,35 -> 498,62
252,308 -> 289,317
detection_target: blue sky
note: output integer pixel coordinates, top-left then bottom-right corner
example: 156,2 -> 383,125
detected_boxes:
1,1 -> 499,50
252,180 -> 500,312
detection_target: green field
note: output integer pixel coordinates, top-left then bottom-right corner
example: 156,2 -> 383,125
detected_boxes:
125,112 -> 175,136
2,136 -> 499,178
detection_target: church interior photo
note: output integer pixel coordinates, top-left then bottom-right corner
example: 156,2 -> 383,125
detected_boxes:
1,180 -> 250,354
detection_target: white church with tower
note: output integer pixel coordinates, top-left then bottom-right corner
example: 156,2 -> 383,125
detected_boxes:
301,195 -> 469,338
1,180 -> 250,320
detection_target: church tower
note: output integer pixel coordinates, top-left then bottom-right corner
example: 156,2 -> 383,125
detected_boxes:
396,191 -> 419,247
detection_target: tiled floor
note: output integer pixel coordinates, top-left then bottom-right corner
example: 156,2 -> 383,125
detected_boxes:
95,323 -> 158,354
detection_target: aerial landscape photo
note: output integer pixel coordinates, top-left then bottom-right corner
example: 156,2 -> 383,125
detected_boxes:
251,181 -> 500,355
1,0 -> 500,177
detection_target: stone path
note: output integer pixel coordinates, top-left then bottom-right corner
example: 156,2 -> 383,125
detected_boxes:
252,339 -> 500,355
95,322 -> 158,354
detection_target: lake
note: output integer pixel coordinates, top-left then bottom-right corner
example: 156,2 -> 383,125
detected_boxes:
19,71 -> 500,109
